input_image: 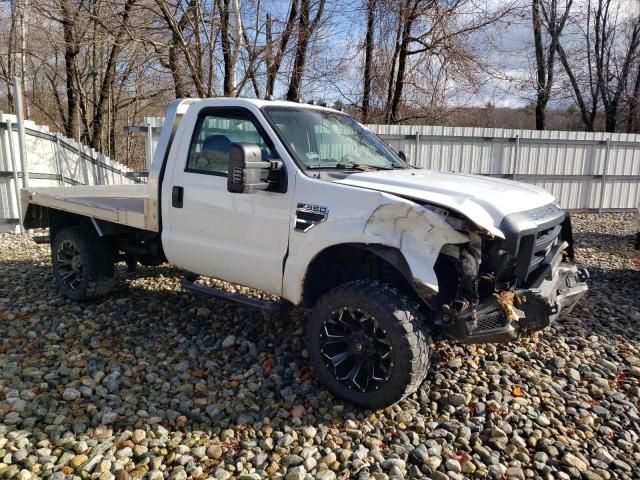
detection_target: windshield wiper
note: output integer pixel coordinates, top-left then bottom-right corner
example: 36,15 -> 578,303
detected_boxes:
334,162 -> 393,171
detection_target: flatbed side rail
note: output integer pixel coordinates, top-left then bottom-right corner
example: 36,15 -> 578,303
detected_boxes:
21,185 -> 154,232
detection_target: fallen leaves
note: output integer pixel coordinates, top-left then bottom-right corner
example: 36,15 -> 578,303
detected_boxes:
512,386 -> 525,397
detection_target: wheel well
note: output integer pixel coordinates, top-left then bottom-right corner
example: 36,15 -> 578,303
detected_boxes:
47,209 -> 94,239
301,244 -> 418,307
44,209 -> 165,264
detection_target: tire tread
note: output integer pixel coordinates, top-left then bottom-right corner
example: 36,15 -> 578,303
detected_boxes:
306,280 -> 432,408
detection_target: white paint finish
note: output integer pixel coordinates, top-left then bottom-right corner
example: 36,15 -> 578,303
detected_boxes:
335,169 -> 556,237
160,99 -> 297,296
281,171 -> 469,304
282,172 -> 387,303
364,201 -> 468,292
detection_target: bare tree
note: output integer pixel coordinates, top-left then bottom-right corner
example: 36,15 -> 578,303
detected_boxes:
0,0 -> 18,112
382,0 -> 513,124
265,2 -> 298,98
594,0 -> 640,132
216,0 -> 245,95
362,0 -> 376,122
90,0 -> 137,152
286,0 -> 325,101
532,0 -> 573,130
554,0 -> 600,132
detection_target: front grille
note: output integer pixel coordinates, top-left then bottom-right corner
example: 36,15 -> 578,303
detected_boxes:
491,203 -> 568,285
468,310 -> 507,333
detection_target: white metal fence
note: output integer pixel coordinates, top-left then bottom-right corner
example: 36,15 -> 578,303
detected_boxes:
372,125 -> 640,211
136,116 -> 640,212
0,112 -> 140,233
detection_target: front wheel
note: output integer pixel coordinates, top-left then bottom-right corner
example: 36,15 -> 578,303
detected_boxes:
305,280 -> 432,409
51,226 -> 116,301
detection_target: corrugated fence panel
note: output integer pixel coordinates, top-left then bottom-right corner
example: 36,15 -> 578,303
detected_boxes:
0,113 -> 141,232
367,124 -> 640,211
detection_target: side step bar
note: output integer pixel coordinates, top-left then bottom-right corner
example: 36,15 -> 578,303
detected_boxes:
181,278 -> 283,313
32,235 -> 51,244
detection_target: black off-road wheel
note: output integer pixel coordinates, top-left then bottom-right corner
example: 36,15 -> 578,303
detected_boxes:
306,280 -> 432,409
51,226 -> 116,301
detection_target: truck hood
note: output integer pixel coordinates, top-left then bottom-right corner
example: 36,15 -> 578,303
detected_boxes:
334,169 -> 556,238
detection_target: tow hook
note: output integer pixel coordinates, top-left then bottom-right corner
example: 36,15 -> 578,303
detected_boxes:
565,267 -> 589,288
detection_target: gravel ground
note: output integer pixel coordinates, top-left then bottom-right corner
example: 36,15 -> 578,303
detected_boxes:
0,213 -> 639,480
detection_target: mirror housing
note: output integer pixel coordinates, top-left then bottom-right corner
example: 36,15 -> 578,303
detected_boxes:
227,143 -> 282,193
398,150 -> 407,162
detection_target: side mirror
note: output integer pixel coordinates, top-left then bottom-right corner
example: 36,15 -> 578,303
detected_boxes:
227,143 -> 282,193
398,150 -> 407,162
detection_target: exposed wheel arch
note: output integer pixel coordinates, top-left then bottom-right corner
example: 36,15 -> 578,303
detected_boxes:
301,243 -> 432,308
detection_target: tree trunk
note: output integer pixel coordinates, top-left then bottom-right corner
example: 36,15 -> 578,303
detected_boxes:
362,0 -> 376,123
1,5 -> 18,113
383,8 -> 403,123
155,0 -> 206,98
59,0 -> 79,139
91,0 -> 136,151
532,0 -> 546,130
217,0 -> 233,96
286,0 -> 324,101
388,0 -> 417,124
265,1 -> 299,98
556,43 -> 594,130
627,66 -> 640,133
286,0 -> 311,101
168,33 -> 188,97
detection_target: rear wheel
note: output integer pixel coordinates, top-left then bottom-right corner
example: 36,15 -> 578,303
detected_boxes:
51,226 -> 115,301
306,280 -> 432,409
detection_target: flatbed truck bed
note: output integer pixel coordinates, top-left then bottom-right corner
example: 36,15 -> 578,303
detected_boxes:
22,184 -> 155,232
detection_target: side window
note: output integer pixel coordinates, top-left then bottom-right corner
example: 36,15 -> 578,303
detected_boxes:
186,111 -> 275,175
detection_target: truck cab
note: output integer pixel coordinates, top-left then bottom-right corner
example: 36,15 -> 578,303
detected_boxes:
22,98 -> 589,408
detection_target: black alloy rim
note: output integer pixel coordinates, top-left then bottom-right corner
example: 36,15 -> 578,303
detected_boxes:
320,306 -> 393,392
56,239 -> 83,290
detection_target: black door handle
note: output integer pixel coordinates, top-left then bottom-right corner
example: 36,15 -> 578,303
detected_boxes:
172,186 -> 184,208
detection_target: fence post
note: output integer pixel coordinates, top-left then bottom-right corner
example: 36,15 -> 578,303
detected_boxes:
5,119 -> 24,233
598,138 -> 610,212
145,119 -> 154,170
54,134 -> 64,185
512,135 -> 520,180
76,139 -> 89,185
414,131 -> 421,168
13,77 -> 29,189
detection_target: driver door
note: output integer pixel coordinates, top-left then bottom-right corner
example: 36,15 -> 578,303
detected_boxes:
162,107 -> 293,296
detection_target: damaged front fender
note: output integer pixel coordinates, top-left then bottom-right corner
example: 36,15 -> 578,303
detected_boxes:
364,200 -> 469,295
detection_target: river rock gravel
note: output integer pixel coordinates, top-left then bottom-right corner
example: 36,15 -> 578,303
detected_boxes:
0,212 -> 638,479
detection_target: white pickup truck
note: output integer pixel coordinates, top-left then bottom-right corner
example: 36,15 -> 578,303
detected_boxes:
21,98 -> 589,408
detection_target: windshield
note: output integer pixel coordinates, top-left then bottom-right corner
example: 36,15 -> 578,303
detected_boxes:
263,106 -> 406,170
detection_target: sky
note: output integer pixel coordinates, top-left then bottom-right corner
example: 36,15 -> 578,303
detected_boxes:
265,0 -> 640,110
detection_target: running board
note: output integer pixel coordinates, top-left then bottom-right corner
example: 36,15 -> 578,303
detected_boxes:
181,278 -> 283,313
32,235 -> 51,244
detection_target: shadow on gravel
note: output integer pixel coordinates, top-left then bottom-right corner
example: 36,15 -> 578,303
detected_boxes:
0,259 -> 344,437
